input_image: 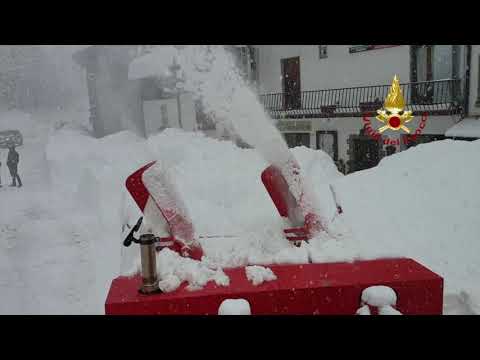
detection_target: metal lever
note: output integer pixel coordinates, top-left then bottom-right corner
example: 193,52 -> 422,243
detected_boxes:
122,217 -> 161,295
123,217 -> 144,247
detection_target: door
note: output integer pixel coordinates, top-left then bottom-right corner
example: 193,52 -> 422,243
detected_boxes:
412,45 -> 434,104
281,57 -> 301,110
412,45 -> 457,104
316,131 -> 338,161
143,99 -> 179,136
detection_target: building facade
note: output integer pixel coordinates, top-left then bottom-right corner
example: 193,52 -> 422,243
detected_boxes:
73,45 -> 479,173
255,45 -> 472,173
73,45 -> 145,138
73,45 -> 257,140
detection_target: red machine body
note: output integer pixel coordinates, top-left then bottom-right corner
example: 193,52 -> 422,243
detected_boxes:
114,161 -> 444,315
106,258 -> 443,315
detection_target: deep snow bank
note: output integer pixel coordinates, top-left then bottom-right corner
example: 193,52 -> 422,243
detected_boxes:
138,129 -> 342,269
45,126 -> 480,313
319,139 -> 480,308
44,127 -> 342,303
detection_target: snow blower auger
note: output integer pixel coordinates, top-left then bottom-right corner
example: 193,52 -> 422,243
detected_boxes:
125,161 -> 203,261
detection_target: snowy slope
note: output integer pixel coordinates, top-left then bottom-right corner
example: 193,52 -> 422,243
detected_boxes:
46,123 -> 480,314
326,140 -> 480,313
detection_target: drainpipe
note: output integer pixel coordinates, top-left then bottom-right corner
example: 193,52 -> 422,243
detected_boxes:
464,45 -> 472,118
177,92 -> 183,129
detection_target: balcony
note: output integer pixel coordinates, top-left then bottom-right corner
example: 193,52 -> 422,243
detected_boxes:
259,79 -> 463,119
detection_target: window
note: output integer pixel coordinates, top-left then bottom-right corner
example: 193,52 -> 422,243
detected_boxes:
349,45 -> 399,54
284,133 -> 310,148
402,134 -> 446,149
229,46 -> 258,83
250,47 -> 259,84
319,45 -> 328,59
410,45 -> 457,104
476,55 -> 480,107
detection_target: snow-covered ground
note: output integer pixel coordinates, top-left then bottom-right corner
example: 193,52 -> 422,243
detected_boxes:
1,109 -> 480,314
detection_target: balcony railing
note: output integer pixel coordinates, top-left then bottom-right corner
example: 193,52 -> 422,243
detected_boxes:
259,79 -> 463,119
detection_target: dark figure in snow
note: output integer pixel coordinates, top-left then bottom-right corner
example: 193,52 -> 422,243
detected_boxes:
0,159 -> 2,187
7,145 -> 22,187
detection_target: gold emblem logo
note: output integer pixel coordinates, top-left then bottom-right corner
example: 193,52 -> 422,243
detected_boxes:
376,75 -> 414,133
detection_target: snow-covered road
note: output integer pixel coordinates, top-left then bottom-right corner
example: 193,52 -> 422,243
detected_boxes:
0,111 -> 100,314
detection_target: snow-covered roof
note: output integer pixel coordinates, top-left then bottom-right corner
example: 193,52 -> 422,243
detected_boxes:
128,45 -> 246,80
128,46 -> 178,80
445,118 -> 480,138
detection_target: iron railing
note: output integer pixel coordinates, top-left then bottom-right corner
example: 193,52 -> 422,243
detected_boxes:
259,79 -> 463,119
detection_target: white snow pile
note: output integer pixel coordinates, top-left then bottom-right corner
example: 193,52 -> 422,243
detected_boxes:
314,139 -> 480,313
4,108 -> 480,315
138,128 -> 342,271
153,248 -> 229,293
361,286 -> 397,307
2,43 -> 480,316
357,286 -> 402,315
356,305 -> 371,315
10,118 -> 338,312
245,265 -> 277,286
378,306 -> 402,315
218,299 -> 251,315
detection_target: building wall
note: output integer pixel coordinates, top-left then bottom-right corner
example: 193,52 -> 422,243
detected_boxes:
80,46 -> 145,138
255,45 -> 467,94
279,114 -> 459,164
143,93 -> 197,137
468,45 -> 480,117
255,45 -> 411,94
255,45 -> 468,164
96,46 -> 145,138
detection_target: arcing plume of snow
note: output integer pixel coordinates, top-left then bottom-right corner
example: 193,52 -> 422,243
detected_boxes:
218,298 -> 251,315
129,45 -> 333,234
245,265 -> 277,286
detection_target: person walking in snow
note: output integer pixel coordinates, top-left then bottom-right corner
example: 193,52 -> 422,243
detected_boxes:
7,145 -> 22,188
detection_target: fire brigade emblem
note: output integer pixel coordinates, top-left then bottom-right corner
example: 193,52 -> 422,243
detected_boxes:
376,75 -> 414,133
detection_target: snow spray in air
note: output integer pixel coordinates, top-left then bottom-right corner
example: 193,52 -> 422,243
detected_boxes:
132,45 -> 332,234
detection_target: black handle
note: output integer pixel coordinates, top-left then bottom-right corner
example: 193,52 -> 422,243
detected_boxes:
123,217 -> 143,247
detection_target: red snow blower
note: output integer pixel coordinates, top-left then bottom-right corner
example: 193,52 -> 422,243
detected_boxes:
105,160 -> 444,315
